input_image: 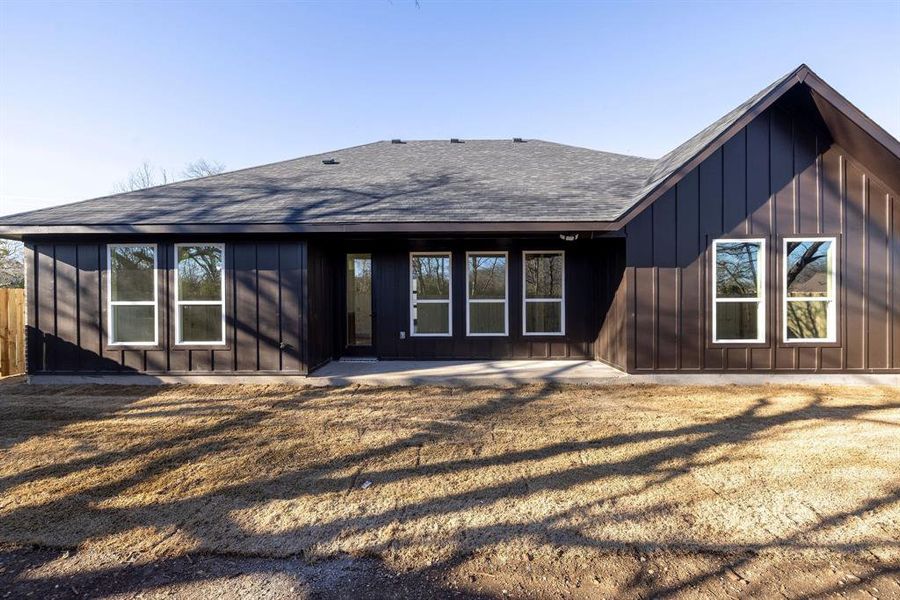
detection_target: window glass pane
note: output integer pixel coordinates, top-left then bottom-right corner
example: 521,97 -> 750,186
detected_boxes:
110,246 -> 155,301
787,301 -> 829,339
787,241 -> 831,298
178,246 -> 223,301
716,242 -> 760,298
346,254 -> 372,347
469,302 -> 505,334
412,255 -> 450,300
180,305 -> 224,343
414,303 -> 449,334
525,301 -> 562,333
468,255 -> 506,299
525,253 -> 563,299
112,305 -> 155,343
715,301 -> 758,340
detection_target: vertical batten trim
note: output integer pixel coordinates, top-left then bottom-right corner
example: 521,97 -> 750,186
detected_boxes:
792,116 -> 799,234
96,245 -> 102,370
254,244 -> 260,371
815,135 -> 823,369
862,173 -> 869,370
888,193 -> 895,369
816,136 -> 824,235
767,113 -> 775,369
886,192 -> 893,369
232,245 -> 238,372
652,266 -> 658,370
719,148 -> 725,233
74,245 -> 81,370
840,154 -> 847,369
674,182 -> 681,370
675,268 -> 681,370
744,125 -> 750,235
277,244 -> 283,372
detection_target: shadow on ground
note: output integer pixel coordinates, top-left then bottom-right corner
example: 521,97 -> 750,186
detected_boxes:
0,382 -> 898,599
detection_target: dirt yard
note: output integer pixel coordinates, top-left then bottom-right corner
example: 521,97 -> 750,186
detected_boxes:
0,382 -> 897,599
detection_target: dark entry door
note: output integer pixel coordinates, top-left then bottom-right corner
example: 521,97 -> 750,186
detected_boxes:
344,253 -> 374,356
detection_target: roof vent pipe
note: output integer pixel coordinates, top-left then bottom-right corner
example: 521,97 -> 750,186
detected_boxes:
450,138 -> 464,144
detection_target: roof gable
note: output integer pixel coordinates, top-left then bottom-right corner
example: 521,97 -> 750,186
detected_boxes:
617,65 -> 900,226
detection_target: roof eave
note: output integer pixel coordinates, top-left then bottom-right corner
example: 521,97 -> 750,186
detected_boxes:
0,220 -> 622,239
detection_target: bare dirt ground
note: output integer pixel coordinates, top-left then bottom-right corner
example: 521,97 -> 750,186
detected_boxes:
0,382 -> 897,599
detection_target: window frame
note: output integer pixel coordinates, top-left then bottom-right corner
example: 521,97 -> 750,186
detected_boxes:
465,250 -> 509,337
782,236 -> 837,344
174,243 -> 226,346
409,251 -> 453,337
711,237 -> 766,344
522,250 -> 565,336
107,243 -> 159,347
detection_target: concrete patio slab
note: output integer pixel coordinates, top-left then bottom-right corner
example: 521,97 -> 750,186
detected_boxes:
308,360 -> 900,387
24,361 -> 900,385
310,359 -> 627,386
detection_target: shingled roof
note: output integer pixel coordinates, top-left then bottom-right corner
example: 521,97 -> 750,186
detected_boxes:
1,140 -> 657,226
2,64 -> 897,236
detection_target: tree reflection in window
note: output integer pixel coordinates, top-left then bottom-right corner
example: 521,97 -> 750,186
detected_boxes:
785,239 -> 834,341
176,244 -> 225,344
716,242 -> 759,298
177,246 -> 223,301
713,240 -> 764,342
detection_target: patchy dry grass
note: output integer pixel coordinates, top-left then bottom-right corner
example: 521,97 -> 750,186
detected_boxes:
0,383 -> 898,598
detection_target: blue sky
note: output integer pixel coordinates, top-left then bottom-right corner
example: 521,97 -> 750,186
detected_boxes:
1,0 -> 898,214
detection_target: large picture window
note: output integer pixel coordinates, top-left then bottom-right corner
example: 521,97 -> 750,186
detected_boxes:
466,252 -> 508,336
175,244 -> 225,345
712,239 -> 765,343
410,252 -> 452,336
523,251 -> 565,335
108,244 -> 158,345
783,237 -> 836,342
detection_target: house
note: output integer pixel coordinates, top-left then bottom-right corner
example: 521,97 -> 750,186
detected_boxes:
0,64 -> 898,379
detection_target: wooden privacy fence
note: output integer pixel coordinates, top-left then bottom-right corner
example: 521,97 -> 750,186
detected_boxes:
0,288 -> 25,376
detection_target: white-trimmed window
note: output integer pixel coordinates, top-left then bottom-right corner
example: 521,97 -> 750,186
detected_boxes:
712,238 -> 765,343
410,252 -> 452,336
175,244 -> 225,345
523,251 -> 565,335
108,244 -> 158,345
466,252 -> 508,336
783,237 -> 836,342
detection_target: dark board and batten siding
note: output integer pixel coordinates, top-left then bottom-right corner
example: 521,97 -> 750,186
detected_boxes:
307,242 -> 336,371
594,241 -> 627,370
305,238 -> 622,362
373,240 -> 598,360
24,240 -> 309,375
624,103 -> 900,373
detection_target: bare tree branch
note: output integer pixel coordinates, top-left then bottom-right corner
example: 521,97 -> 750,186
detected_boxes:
0,240 -> 25,288
113,160 -> 170,193
182,159 -> 226,180
114,158 -> 225,193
